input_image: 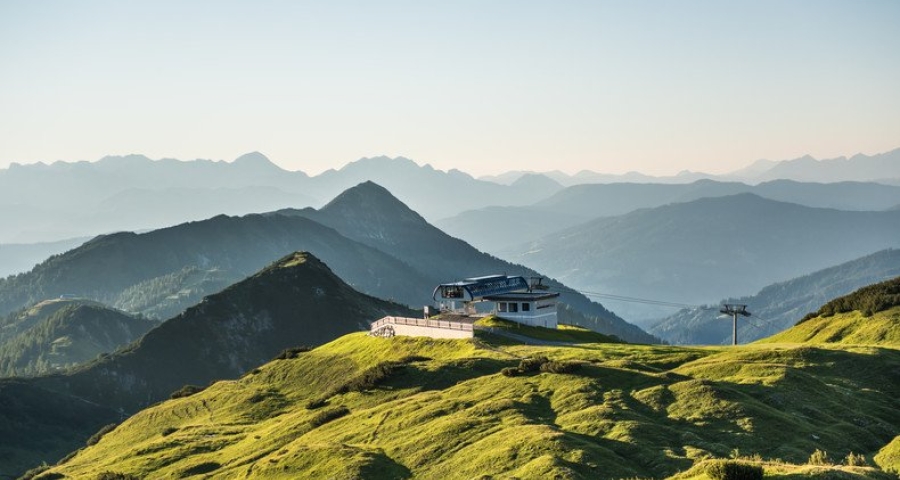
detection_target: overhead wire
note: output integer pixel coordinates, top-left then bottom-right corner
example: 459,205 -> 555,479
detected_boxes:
569,288 -> 787,331
573,289 -> 715,310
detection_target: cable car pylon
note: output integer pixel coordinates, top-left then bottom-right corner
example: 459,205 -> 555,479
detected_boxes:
720,304 -> 751,345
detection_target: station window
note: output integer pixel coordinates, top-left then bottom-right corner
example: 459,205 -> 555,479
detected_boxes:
522,302 -> 531,312
509,303 -> 518,313
498,302 -> 507,312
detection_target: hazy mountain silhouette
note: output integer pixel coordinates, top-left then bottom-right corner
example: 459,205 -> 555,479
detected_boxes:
0,153 -> 567,243
0,237 -> 89,278
503,194 -> 900,322
440,179 -> 900,253
650,249 -> 900,345
0,152 -> 314,243
477,147 -> 900,186
307,156 -> 564,220
752,148 -> 900,184
5,147 -> 898,244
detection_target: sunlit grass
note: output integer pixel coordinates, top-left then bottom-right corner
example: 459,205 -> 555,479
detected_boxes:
44,323 -> 900,479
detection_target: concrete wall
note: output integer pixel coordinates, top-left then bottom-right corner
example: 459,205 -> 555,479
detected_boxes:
391,323 -> 473,339
497,310 -> 558,329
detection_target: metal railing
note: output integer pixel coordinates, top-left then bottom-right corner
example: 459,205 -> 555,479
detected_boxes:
370,316 -> 474,332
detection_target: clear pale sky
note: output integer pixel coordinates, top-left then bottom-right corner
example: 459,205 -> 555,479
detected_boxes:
1,1 -> 898,176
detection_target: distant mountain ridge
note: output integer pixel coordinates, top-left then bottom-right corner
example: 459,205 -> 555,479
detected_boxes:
4,147 -> 897,245
0,153 -> 563,244
477,147 -> 900,186
503,194 -> 900,322
439,178 -> 900,254
651,249 -> 900,345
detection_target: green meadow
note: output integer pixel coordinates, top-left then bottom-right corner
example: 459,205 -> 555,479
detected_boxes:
33,309 -> 899,480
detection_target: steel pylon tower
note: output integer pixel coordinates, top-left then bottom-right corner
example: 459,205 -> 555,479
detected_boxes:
720,304 -> 751,346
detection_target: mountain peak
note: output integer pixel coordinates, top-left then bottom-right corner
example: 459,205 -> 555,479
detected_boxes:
511,172 -> 563,189
232,151 -> 281,170
344,156 -> 419,171
321,181 -> 420,219
96,154 -> 153,166
36,249 -> 415,413
265,251 -> 330,274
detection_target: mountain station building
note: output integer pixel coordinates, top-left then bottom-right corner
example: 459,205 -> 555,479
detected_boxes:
432,275 -> 560,328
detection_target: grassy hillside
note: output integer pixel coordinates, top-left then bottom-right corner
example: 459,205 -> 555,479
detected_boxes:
757,276 -> 900,346
40,323 -> 900,479
758,307 -> 900,346
0,300 -> 155,377
801,275 -> 900,320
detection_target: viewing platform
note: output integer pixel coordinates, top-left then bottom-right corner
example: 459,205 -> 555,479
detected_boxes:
369,315 -> 475,339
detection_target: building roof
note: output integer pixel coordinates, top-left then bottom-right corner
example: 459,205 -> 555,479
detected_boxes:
433,275 -> 530,301
483,292 -> 561,302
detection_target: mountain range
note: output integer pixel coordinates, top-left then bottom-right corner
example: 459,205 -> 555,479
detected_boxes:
4,147 -> 898,246
0,153 -> 562,244
478,147 -> 900,186
0,181 -> 652,344
439,179 -> 900,254
650,249 -> 900,345
502,194 -> 900,322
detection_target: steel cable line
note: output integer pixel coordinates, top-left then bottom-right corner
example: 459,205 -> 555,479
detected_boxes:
573,290 -> 716,310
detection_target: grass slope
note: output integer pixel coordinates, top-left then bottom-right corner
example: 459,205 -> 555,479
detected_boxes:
42,324 -> 900,479
759,306 -> 900,346
759,276 -> 900,346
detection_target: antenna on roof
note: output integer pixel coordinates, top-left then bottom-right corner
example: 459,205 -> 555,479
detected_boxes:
719,304 -> 751,345
529,276 -> 549,292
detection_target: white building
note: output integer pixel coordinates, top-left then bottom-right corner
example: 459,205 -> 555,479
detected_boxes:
483,292 -> 560,328
432,275 -> 560,328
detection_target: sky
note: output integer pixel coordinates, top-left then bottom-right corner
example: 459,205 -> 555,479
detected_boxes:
1,1 -> 899,177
